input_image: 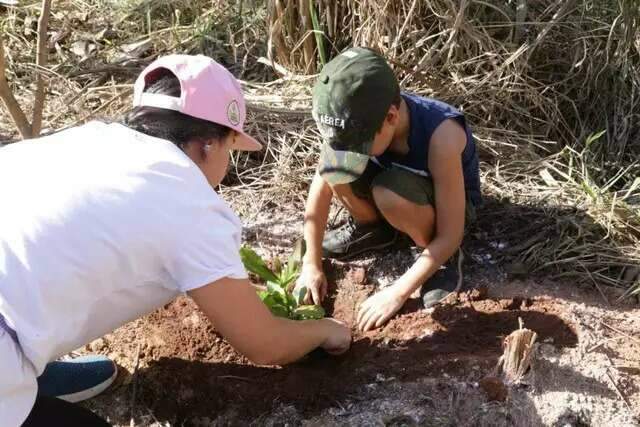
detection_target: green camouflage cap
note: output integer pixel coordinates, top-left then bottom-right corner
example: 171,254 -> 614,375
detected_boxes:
313,47 -> 399,185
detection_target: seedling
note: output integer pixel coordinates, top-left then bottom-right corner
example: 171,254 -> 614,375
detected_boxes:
240,240 -> 325,320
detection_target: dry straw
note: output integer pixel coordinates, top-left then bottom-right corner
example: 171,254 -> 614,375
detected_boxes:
1,0 -> 639,295
260,0 -> 640,297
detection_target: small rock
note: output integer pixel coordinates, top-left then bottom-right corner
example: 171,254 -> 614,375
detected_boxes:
349,267 -> 367,285
89,338 -> 106,352
95,26 -> 117,41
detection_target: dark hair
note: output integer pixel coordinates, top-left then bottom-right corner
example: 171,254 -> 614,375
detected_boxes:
391,91 -> 401,107
375,92 -> 402,132
122,68 -> 232,150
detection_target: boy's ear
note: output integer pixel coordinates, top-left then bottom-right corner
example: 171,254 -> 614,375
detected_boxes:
385,104 -> 400,126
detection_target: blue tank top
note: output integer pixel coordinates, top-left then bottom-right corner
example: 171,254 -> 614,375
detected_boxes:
375,92 -> 482,206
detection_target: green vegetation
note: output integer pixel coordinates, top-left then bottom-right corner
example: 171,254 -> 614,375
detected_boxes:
240,241 -> 325,320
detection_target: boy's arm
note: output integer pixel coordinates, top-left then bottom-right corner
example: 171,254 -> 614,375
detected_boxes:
398,119 -> 467,293
357,119 -> 467,331
303,171 -> 333,266
296,171 -> 333,304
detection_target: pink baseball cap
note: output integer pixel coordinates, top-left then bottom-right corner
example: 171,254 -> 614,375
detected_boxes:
133,54 -> 261,151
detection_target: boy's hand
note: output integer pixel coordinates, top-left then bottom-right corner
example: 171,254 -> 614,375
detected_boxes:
357,286 -> 406,332
295,263 -> 328,305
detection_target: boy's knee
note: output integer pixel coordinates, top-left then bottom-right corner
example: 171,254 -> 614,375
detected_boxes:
371,185 -> 403,213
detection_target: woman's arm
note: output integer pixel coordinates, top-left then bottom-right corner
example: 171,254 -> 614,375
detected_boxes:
188,277 -> 351,365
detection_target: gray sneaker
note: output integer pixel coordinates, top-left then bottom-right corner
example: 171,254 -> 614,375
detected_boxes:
421,250 -> 464,307
322,217 -> 397,260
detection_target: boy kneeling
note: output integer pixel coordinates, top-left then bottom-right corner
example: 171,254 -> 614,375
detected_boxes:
296,48 -> 481,331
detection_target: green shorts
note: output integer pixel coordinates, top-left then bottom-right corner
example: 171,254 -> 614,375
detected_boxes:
350,161 -> 476,223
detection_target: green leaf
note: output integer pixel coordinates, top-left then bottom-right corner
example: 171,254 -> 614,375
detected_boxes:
259,291 -> 291,317
286,292 -> 298,310
309,0 -> 327,66
293,305 -> 325,320
585,130 -> 606,150
268,304 -> 291,319
240,246 -> 279,283
281,239 -> 306,287
581,179 -> 598,201
292,285 -> 307,305
272,256 -> 283,275
289,239 -> 306,269
267,281 -> 287,300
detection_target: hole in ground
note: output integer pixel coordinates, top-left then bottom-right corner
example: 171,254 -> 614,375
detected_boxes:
122,265 -> 577,423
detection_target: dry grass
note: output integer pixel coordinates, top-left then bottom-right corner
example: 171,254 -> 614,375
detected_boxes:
260,0 -> 640,297
1,0 -> 639,296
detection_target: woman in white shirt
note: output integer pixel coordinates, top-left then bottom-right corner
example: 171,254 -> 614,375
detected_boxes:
0,54 -> 351,427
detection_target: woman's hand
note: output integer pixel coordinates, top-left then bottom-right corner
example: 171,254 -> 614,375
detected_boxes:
319,318 -> 352,355
189,277 -> 349,365
295,262 -> 328,305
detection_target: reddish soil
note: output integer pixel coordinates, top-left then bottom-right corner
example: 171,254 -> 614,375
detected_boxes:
479,376 -> 509,402
109,262 -> 578,424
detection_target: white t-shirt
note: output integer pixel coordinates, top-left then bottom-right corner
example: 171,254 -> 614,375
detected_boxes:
0,121 -> 247,426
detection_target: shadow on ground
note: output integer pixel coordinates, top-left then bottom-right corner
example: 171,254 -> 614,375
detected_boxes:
87,306 -> 608,426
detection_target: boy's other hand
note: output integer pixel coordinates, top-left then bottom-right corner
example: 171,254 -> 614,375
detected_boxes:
296,263 -> 328,305
320,318 -> 352,355
357,286 -> 406,331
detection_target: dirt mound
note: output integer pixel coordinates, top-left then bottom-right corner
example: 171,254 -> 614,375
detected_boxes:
110,264 -> 577,423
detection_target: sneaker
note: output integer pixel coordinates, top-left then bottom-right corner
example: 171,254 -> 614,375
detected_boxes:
322,217 -> 398,260
37,354 -> 118,403
421,250 -> 464,308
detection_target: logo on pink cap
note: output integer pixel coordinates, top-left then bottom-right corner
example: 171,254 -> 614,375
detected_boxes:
133,54 -> 261,152
227,100 -> 240,126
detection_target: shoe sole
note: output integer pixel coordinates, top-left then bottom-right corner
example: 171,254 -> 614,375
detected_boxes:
423,250 -> 464,308
58,363 -> 118,403
327,233 -> 398,261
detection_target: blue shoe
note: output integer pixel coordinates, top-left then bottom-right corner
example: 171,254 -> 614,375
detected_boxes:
37,354 -> 118,403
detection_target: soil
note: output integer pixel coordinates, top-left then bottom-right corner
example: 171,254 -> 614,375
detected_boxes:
479,376 -> 509,402
85,261 -> 588,426
79,210 -> 640,427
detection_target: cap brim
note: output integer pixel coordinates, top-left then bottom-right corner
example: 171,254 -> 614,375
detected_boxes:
318,143 -> 369,185
233,132 -> 262,151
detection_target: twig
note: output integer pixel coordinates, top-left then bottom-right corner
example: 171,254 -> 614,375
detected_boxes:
31,0 -> 52,137
67,65 -> 141,78
0,36 -> 32,138
603,352 -> 635,419
605,369 -> 634,415
527,0 -> 577,59
585,335 -> 625,353
68,88 -> 132,128
601,321 -> 640,345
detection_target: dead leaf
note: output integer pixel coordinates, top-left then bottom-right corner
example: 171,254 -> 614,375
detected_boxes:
539,168 -> 559,187
23,15 -> 37,37
70,39 -> 96,60
95,26 -> 117,42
